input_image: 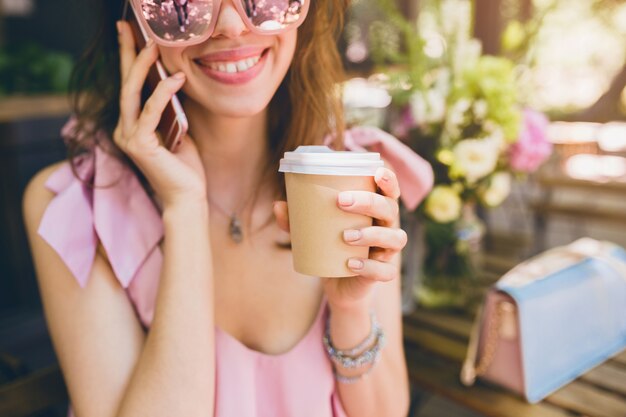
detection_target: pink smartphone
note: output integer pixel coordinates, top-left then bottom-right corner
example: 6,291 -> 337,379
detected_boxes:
124,5 -> 189,151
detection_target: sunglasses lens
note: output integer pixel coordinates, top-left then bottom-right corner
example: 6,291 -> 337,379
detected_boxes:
240,0 -> 306,32
137,0 -> 215,43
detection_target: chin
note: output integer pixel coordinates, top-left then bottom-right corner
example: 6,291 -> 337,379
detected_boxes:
178,49 -> 293,118
200,92 -> 275,118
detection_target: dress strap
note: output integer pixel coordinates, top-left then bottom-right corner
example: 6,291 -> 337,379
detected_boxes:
37,117 -> 164,288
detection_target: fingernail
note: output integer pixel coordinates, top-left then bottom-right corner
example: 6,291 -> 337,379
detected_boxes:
146,39 -> 155,48
172,72 -> 186,80
348,258 -> 364,270
338,192 -> 354,206
343,230 -> 361,242
116,21 -> 122,35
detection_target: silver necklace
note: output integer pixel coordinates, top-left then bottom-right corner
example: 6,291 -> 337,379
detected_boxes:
207,191 -> 255,244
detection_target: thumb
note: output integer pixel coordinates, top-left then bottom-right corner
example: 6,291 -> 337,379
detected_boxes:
272,201 -> 290,233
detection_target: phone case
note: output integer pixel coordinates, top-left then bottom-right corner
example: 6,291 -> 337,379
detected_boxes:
125,5 -> 189,150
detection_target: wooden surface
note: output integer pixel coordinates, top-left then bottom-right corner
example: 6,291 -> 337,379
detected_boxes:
531,158 -> 626,254
403,308 -> 626,417
0,95 -> 71,123
532,163 -> 626,224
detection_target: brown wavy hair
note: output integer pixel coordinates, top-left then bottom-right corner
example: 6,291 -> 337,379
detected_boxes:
66,0 -> 349,234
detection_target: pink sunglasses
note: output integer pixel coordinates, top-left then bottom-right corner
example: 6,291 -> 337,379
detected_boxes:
124,0 -> 310,47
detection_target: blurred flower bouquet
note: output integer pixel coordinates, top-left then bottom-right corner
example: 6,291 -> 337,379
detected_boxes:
366,0 -> 552,308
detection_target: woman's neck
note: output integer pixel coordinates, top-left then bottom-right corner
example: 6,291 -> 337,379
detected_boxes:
184,100 -> 272,213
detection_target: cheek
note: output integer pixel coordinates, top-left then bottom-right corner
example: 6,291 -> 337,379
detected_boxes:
157,46 -> 186,75
276,31 -> 298,73
252,32 -> 297,109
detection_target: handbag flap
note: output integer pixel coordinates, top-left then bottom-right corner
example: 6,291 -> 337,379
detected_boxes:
495,239 -> 626,403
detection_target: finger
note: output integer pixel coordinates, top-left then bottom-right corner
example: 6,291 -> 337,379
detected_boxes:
273,201 -> 290,233
172,133 -> 198,158
117,21 -> 137,84
119,39 -> 159,134
337,191 -> 399,226
134,72 -> 187,140
369,247 -> 397,263
343,226 -> 407,252
346,257 -> 399,283
374,167 -> 401,200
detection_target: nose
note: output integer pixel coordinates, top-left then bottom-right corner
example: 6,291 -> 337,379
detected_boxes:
211,0 -> 250,39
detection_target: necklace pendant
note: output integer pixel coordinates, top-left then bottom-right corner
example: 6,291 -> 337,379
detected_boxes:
229,216 -> 243,244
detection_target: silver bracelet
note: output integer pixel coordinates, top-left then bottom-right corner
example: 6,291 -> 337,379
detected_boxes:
333,351 -> 383,384
322,311 -> 386,369
324,311 -> 378,357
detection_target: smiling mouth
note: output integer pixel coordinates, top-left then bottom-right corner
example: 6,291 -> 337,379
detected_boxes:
194,48 -> 270,74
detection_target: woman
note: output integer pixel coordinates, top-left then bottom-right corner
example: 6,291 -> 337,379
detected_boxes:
22,0 -> 433,416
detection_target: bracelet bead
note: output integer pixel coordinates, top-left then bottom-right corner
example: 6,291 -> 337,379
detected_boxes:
322,310 -> 387,378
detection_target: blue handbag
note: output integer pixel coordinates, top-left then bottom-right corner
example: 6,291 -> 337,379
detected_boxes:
461,238 -> 626,403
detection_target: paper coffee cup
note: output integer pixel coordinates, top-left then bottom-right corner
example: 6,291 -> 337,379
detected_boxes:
279,146 -> 384,277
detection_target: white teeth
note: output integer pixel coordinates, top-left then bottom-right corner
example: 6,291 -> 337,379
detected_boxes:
236,61 -> 248,72
205,53 -> 263,73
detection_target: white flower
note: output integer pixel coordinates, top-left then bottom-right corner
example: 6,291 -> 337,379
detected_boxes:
428,90 -> 447,122
480,172 -> 512,207
444,99 -> 472,138
448,99 -> 472,125
473,99 -> 488,120
441,0 -> 472,39
433,68 -> 451,96
452,138 -> 500,183
409,89 -> 446,125
425,186 -> 463,223
452,39 -> 482,75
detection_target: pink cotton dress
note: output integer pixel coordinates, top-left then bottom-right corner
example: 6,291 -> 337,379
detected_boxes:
37,119 -> 434,417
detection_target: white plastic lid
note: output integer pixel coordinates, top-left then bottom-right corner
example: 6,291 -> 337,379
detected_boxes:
279,146 -> 384,176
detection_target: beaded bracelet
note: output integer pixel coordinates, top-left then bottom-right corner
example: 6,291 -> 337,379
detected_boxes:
333,350 -> 383,384
323,311 -> 378,357
322,311 -> 387,370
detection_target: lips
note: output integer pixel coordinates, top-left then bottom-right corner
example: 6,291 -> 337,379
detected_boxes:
194,46 -> 269,64
194,48 -> 270,85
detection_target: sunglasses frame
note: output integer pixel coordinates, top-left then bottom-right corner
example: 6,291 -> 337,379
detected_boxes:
124,0 -> 310,47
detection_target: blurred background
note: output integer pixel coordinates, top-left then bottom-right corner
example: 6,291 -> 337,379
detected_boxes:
1,0 -> 626,416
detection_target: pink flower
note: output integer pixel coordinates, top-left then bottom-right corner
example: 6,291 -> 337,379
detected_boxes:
509,109 -> 552,172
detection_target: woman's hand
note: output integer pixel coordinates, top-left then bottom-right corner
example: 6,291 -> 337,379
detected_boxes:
115,21 -> 206,210
273,166 -> 407,310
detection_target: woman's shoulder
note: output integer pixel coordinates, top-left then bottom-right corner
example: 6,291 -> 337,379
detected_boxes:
22,159 -> 111,276
23,156 -> 103,287
22,160 -> 71,234
24,116 -> 163,291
